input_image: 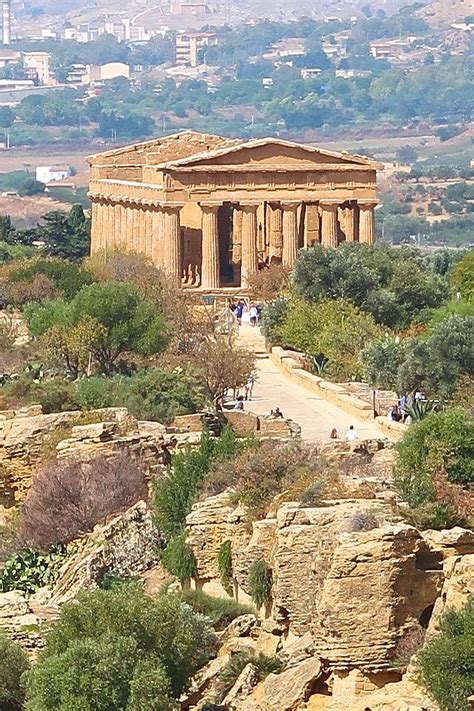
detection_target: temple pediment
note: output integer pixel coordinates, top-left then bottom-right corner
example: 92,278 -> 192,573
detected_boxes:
156,137 -> 380,171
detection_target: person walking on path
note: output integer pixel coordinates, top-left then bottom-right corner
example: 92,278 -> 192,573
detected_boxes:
235,300 -> 244,325
244,374 -> 255,400
249,302 -> 258,327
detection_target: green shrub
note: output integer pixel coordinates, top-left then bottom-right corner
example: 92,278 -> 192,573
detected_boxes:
248,560 -> 272,609
218,540 -> 233,595
0,546 -> 66,594
219,651 -> 283,686
279,297 -> 382,381
417,598 -> 474,711
395,407 -> 474,528
76,369 -> 205,424
28,379 -> 78,413
7,258 -> 92,300
25,586 -> 217,706
161,532 -> 197,583
153,426 -> 246,537
0,633 -> 29,711
260,297 -> 288,343
175,589 -> 254,630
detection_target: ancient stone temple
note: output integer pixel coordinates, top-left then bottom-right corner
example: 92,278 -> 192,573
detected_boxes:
88,131 -> 380,289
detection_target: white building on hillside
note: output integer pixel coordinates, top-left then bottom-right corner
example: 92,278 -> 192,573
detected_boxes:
36,165 -> 72,183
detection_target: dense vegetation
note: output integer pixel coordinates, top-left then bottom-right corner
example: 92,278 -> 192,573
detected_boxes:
261,244 -> 473,397
0,251 -> 254,422
25,585 -> 217,709
417,599 -> 474,711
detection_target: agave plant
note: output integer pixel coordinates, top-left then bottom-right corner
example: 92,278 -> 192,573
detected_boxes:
307,353 -> 329,376
404,399 -> 438,422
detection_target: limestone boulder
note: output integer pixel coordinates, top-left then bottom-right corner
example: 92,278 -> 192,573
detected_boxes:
220,614 -> 258,641
422,527 -> 474,559
427,553 -> 474,637
224,663 -> 259,709
272,500 -> 393,636
277,631 -> 315,668
186,492 -> 250,588
312,524 -> 443,670
256,656 -> 322,711
0,590 -> 57,656
50,501 -> 163,604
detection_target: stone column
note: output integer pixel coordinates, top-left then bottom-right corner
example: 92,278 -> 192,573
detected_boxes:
108,201 -> 117,250
112,202 -> 121,249
320,202 -> 339,248
200,203 -> 220,290
359,202 -> 376,245
304,203 -> 320,247
116,203 -> 127,248
281,202 -> 299,268
232,206 -> 242,285
150,207 -> 163,268
344,204 -> 359,242
91,200 -> 100,253
162,204 -> 182,286
136,202 -> 146,255
240,203 -> 258,288
268,203 -> 283,262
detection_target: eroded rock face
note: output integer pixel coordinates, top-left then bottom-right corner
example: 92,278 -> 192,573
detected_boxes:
49,501 -> 163,604
0,407 -> 166,507
259,657 -> 322,711
312,524 -> 443,670
427,552 -> 474,638
272,500 -> 394,636
186,492 -> 250,592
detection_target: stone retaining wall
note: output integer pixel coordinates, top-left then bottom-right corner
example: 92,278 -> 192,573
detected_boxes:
270,346 -> 374,420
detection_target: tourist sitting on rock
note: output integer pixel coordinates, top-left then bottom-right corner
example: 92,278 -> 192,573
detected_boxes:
270,406 -> 284,419
345,425 -> 358,441
233,396 -> 245,411
330,428 -> 339,439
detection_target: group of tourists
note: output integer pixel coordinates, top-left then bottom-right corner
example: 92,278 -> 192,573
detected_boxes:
386,390 -> 426,424
228,299 -> 262,327
329,425 -> 359,441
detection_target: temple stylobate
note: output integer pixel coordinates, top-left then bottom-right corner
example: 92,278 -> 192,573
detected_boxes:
87,130 -> 381,289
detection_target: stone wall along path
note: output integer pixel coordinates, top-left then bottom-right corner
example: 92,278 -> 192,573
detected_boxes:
236,322 -> 391,443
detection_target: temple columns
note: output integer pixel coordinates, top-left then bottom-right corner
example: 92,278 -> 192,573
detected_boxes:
304,203 -> 320,247
359,203 -> 376,245
232,206 -> 242,285
91,201 -> 100,253
241,203 -> 258,287
162,205 -> 182,285
201,203 -> 220,289
320,202 -> 339,248
151,207 -> 163,268
344,204 -> 359,242
268,203 -> 283,262
281,202 -> 299,268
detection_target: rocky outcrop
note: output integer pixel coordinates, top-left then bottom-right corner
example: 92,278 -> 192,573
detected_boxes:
0,589 -> 58,656
427,552 -> 474,636
0,405 -> 211,508
272,500 -> 394,636
186,492 -> 251,597
312,524 -> 443,670
242,657 -> 323,711
49,501 -> 163,604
